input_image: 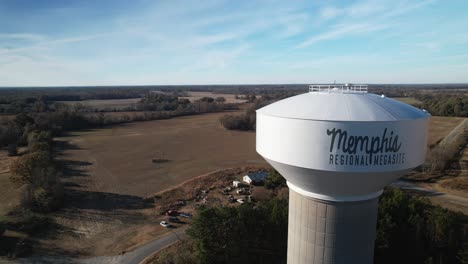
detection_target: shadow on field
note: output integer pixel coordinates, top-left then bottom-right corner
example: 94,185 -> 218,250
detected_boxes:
54,140 -> 85,154
60,159 -> 92,178
63,189 -> 154,211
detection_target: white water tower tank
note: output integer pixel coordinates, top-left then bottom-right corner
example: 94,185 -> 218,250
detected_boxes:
256,84 -> 430,264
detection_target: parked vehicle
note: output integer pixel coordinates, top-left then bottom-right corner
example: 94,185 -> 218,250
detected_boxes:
165,210 -> 179,216
228,195 -> 235,203
180,212 -> 192,218
237,199 -> 245,204
160,221 -> 171,228
168,217 -> 181,223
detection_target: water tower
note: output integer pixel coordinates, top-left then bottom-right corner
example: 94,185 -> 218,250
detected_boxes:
256,84 -> 429,264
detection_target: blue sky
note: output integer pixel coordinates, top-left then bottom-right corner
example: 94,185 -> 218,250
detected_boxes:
0,0 -> 467,86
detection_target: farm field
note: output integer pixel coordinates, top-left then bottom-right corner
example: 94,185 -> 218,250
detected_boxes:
427,116 -> 465,147
0,114 -> 16,122
0,113 -> 464,257
392,97 -> 422,105
42,111 -> 263,256
56,115 -> 464,198
58,111 -> 263,197
53,91 -> 246,111
180,91 -> 247,103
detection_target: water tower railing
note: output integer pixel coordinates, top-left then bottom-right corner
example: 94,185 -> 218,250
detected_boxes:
309,84 -> 368,94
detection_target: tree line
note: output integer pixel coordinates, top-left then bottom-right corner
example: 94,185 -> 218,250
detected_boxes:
0,93 -> 233,257
158,188 -> 466,264
414,93 -> 467,117
0,115 -> 63,258
218,95 -> 294,131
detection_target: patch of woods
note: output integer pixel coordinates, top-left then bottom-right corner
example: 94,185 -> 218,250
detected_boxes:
0,90 -> 236,117
9,131 -> 63,213
219,87 -> 467,133
155,189 -> 467,264
219,99 -> 280,131
0,92 -> 233,258
375,189 -> 466,264
219,108 -> 256,131
415,93 -> 468,117
0,117 -> 62,258
136,93 -> 234,113
371,87 -> 467,117
0,85 -> 305,111
0,93 -> 233,138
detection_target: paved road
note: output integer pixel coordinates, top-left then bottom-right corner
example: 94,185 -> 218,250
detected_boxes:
119,227 -> 188,264
2,227 -> 189,264
79,226 -> 188,264
5,181 -> 466,264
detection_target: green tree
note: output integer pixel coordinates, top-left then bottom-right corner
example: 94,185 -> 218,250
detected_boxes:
375,188 -> 464,264
459,242 -> 468,264
187,199 -> 288,264
264,169 -> 286,189
215,97 -> 226,103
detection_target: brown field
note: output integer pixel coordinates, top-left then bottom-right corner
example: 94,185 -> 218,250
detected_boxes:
392,97 -> 422,105
427,116 -> 465,147
180,91 -> 247,103
0,111 -> 464,257
54,91 -> 246,111
41,112 -> 264,256
0,114 -> 16,123
59,111 -> 263,197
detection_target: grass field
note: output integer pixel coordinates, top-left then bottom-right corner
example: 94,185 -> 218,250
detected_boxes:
59,111 -> 263,197
427,116 -> 465,147
0,112 -> 464,257
33,111 -> 263,256
180,91 -> 247,103
54,91 -> 246,111
0,114 -> 16,123
392,97 -> 422,105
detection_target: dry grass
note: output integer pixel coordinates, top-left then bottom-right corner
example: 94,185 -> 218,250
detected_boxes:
180,91 -> 247,103
392,97 -> 422,105
58,111 -> 264,197
0,111 -> 462,257
0,114 -> 16,123
427,116 -> 465,148
35,112 -> 266,257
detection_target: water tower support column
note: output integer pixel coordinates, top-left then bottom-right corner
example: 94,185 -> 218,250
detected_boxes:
287,183 -> 380,264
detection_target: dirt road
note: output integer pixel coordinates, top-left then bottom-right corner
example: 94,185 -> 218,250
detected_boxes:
391,180 -> 468,214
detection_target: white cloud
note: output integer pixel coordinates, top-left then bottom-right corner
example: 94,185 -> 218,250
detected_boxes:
0,0 -> 465,85
0,33 -> 46,42
296,23 -> 389,48
0,33 -> 108,56
319,7 -> 343,21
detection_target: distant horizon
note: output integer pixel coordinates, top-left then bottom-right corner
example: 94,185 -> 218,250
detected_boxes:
2,82 -> 468,89
1,0 -> 468,86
